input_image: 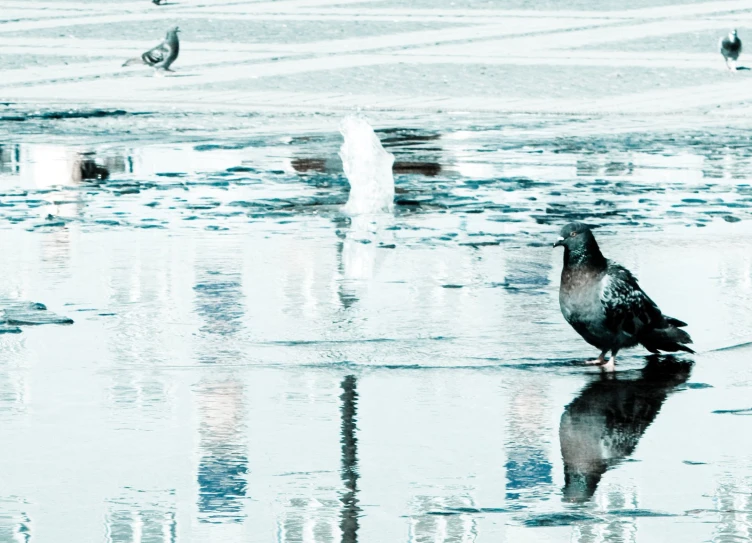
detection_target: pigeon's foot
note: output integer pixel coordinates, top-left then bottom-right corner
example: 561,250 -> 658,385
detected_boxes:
600,357 -> 616,373
584,353 -> 607,365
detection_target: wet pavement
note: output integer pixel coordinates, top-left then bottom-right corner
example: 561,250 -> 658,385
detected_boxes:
3,0 -> 752,542
0,116 -> 751,542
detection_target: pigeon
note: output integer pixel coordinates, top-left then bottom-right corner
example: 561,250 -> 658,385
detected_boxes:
153,0 -> 163,4
122,26 -> 180,71
720,29 -> 742,70
554,222 -> 693,372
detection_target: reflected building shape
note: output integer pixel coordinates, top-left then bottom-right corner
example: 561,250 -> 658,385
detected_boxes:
193,270 -> 244,338
276,498 -> 339,543
0,145 -> 20,174
0,365 -> 29,415
560,357 -> 691,503
504,377 -> 553,502
192,256 -> 249,523
712,477 -> 752,543
196,378 -> 248,524
407,495 -> 478,543
105,489 -> 177,543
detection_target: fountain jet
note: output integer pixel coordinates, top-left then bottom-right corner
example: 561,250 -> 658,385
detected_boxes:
339,116 -> 395,215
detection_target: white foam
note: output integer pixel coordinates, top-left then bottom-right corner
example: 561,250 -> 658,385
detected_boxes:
339,116 -> 395,215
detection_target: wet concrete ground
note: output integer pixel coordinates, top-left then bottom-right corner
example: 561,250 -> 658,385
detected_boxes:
0,117 -> 751,542
3,0 -> 752,542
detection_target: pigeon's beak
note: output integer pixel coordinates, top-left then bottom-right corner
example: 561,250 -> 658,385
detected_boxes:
553,237 -> 565,248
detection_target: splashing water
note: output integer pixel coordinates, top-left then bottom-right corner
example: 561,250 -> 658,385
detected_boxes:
339,116 -> 395,215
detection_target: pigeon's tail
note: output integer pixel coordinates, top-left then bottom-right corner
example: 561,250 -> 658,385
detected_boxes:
641,318 -> 694,354
122,57 -> 142,67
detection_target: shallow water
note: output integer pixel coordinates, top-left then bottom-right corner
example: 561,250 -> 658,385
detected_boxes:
1,114 -> 752,542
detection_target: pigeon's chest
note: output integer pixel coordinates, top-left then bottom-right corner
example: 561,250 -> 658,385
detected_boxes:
559,269 -> 605,323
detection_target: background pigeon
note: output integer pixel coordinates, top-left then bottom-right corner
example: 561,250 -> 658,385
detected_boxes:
720,29 -> 742,70
122,26 -> 180,71
554,222 -> 693,372
153,0 -> 163,4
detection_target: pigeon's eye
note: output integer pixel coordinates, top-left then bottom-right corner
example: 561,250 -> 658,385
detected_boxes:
570,231 -> 577,237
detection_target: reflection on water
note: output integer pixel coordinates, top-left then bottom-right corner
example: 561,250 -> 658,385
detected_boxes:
560,356 -> 692,503
0,496 -> 31,543
105,489 -> 177,543
194,271 -> 245,337
2,118 -> 752,543
193,250 -> 249,523
0,145 -> 20,174
713,477 -> 752,543
505,375 -> 553,502
196,378 -> 248,524
408,495 -> 479,543
337,214 -> 393,310
339,375 -> 360,543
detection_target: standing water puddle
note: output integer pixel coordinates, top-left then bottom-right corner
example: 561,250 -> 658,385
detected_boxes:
0,113 -> 750,541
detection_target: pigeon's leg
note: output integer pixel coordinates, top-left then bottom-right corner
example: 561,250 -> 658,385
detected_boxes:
725,57 -> 731,70
600,355 -> 616,373
585,350 -> 608,365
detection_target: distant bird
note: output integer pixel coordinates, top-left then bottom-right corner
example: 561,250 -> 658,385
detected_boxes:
554,222 -> 693,372
560,356 -> 691,502
720,29 -> 742,70
77,156 -> 109,181
122,26 -> 180,71
152,0 -> 163,4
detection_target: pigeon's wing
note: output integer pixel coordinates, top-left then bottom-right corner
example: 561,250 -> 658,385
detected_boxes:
600,262 -> 663,337
141,41 -> 169,66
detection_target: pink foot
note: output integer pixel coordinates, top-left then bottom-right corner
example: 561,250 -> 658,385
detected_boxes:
600,357 -> 616,373
585,355 -> 606,365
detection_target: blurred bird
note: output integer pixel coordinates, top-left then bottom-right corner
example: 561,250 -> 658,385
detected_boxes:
720,29 -> 742,70
152,0 -> 163,4
122,26 -> 180,71
554,222 -> 693,372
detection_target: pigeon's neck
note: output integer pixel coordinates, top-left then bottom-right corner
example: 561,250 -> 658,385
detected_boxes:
563,241 -> 607,271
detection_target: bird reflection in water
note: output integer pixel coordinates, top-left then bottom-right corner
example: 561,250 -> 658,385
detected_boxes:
340,375 -> 360,543
560,356 -> 692,503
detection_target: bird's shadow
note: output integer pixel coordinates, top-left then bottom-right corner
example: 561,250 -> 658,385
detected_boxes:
559,355 -> 692,503
734,66 -> 750,71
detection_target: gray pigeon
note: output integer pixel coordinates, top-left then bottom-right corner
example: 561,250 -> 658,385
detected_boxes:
122,26 -> 180,71
554,222 -> 693,372
720,29 -> 742,70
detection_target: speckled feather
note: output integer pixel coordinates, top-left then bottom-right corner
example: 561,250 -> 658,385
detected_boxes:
600,261 -> 663,337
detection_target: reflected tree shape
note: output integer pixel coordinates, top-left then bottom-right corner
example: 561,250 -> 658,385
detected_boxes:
340,375 -> 360,543
560,356 -> 691,503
